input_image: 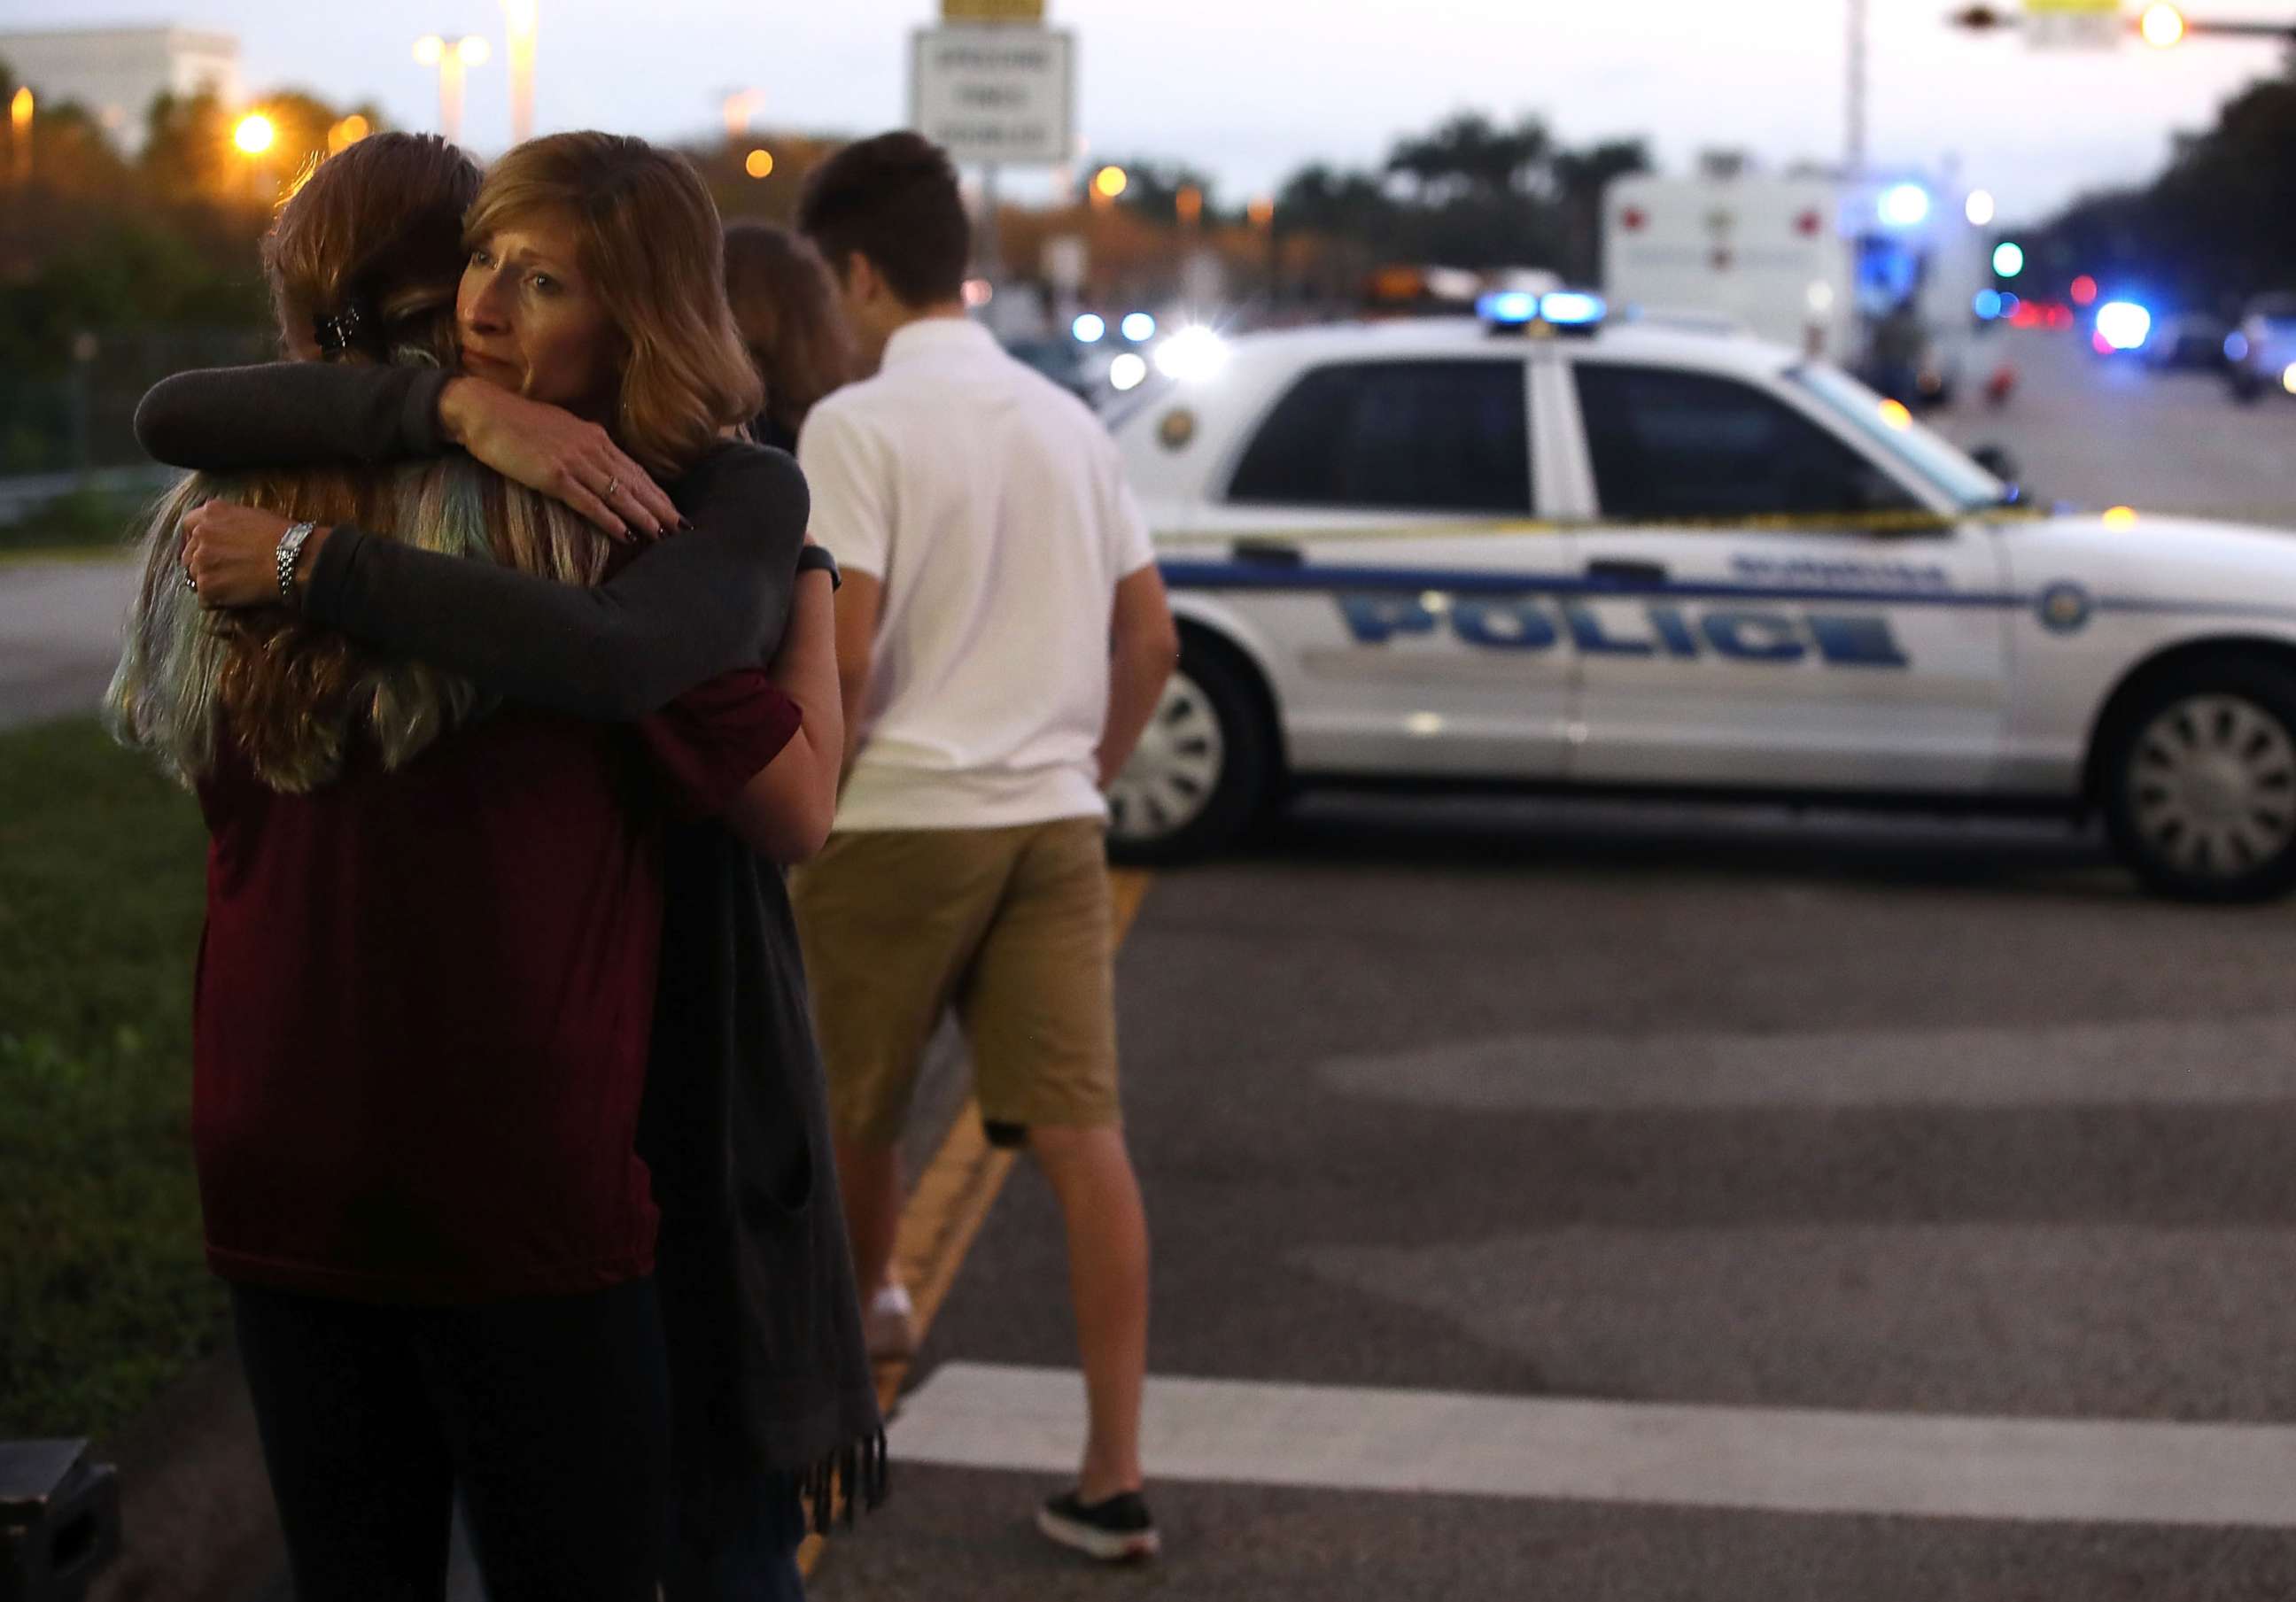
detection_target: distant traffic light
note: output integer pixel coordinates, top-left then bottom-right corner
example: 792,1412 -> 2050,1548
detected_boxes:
1992,241 -> 2026,278
2140,4 -> 2187,46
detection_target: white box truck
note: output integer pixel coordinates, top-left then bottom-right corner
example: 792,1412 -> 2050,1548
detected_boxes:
1604,166 -> 1993,405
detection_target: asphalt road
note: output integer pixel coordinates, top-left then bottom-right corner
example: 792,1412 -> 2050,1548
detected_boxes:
811,334 -> 2296,1600
0,556 -> 139,732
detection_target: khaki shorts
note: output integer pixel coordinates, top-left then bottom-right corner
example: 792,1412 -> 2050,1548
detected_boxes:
790,817 -> 1120,1149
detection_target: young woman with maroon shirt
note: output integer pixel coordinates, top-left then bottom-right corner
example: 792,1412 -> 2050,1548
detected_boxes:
113,133 -> 843,1600
144,134 -> 880,1602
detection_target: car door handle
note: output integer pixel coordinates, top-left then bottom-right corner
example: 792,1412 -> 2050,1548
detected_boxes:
1586,558 -> 1669,585
1233,540 -> 1304,567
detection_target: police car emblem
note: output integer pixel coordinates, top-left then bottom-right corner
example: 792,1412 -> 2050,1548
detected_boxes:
1157,409 -> 1198,452
2037,582 -> 2093,635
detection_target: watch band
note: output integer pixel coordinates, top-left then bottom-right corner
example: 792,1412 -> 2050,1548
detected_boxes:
795,544 -> 842,591
275,522 -> 318,603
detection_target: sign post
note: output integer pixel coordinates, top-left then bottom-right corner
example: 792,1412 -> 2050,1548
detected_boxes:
911,3 -> 1075,285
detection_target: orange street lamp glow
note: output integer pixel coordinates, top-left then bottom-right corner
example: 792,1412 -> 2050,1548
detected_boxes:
327,114 -> 370,155
9,86 -> 30,187
1092,165 -> 1129,200
2139,4 -> 2186,46
1878,399 -> 1913,431
233,112 -> 276,155
414,34 -> 446,66
745,148 -> 774,179
1247,196 -> 1276,228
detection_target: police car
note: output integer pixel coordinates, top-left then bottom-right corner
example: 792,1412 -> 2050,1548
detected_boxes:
1105,292 -> 2296,901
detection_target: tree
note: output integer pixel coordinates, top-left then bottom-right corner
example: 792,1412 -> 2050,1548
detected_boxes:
1385,111 -> 1550,202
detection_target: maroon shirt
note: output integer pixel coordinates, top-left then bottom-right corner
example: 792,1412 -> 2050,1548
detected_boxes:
191,675 -> 797,1304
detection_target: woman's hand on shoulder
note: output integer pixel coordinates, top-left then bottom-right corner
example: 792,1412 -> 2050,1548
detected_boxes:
437,377 -> 681,541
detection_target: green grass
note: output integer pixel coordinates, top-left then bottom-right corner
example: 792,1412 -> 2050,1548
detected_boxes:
0,717 -> 221,1440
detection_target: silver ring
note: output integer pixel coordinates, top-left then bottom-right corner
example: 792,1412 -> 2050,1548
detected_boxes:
603,476 -> 620,500
182,567 -> 198,594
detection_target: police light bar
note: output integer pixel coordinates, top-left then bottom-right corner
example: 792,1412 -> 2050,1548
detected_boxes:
1477,289 -> 1606,335
1540,291 -> 1606,327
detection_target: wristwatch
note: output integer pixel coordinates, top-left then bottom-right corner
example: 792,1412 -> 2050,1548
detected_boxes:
275,522 -> 318,602
796,544 -> 842,591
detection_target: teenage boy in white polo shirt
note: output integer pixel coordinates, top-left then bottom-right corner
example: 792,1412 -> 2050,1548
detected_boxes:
792,131 -> 1180,1563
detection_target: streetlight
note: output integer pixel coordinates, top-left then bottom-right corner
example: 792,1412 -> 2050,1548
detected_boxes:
744,147 -> 773,180
1091,165 -> 1129,203
8,86 -> 29,187
502,0 -> 538,143
415,34 -> 491,144
723,89 -> 765,143
231,112 -> 278,205
327,114 -> 370,157
1965,189 -> 1996,227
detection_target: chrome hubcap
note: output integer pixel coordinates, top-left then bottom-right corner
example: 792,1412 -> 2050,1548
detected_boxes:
2129,693 -> 2296,878
1108,672 -> 1225,843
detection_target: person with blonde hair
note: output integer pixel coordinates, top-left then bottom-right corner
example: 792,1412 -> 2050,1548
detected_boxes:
139,130 -> 880,1601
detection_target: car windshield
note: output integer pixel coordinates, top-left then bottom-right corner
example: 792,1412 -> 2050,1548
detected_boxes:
1787,363 -> 2010,512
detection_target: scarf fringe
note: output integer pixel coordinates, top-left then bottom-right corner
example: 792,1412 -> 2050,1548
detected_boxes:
802,1428 -> 889,1536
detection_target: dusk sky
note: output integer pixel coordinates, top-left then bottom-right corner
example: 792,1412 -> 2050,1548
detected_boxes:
1,0 -> 2285,221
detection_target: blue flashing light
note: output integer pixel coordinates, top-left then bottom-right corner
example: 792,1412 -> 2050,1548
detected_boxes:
2226,331 -> 2251,362
1071,313 -> 1106,344
1974,289 -> 2004,321
1540,290 -> 1606,326
2096,300 -> 2152,352
1879,183 -> 1931,228
1999,292 -> 2021,316
1992,241 -> 2026,278
1477,290 -> 1539,325
1120,311 -> 1157,343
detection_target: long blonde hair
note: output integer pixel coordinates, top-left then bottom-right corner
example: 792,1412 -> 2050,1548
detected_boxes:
108,132 -> 610,793
466,132 -> 763,476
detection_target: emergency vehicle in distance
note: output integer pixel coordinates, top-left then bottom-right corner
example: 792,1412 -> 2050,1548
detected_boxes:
1104,293 -> 2296,902
1603,159 -> 1994,408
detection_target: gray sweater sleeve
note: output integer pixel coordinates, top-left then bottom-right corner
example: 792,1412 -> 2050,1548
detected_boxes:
134,363 -> 450,468
302,443 -> 809,721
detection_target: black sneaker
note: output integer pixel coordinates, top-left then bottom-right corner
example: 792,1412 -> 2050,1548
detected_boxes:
1036,1489 -> 1160,1562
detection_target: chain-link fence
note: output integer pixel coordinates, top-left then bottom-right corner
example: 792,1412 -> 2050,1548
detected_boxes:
0,326 -> 275,479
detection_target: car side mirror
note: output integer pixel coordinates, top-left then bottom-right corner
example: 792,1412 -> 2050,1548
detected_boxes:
1970,443 -> 2020,485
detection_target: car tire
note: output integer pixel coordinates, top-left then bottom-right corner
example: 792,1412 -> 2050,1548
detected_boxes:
1105,631 -> 1278,867
2100,657 -> 2296,902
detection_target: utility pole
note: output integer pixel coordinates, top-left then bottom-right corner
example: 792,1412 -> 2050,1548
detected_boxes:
1847,0 -> 1868,176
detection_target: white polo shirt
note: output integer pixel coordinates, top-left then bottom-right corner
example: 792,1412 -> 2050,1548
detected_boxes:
797,317 -> 1157,833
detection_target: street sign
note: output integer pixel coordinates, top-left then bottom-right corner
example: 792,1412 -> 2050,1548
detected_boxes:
910,25 -> 1074,166
942,0 -> 1045,19
2023,0 -> 2123,48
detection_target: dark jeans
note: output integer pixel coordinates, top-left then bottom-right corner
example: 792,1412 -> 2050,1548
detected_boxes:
664,1469 -> 809,1602
231,1278 -> 671,1602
